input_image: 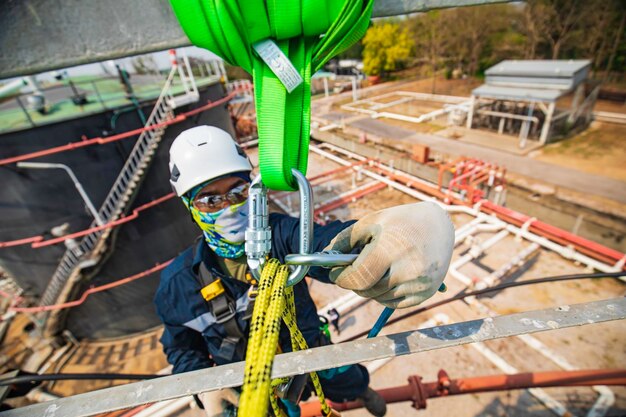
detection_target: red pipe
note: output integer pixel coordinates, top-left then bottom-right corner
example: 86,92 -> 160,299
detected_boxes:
481,200 -> 625,265
0,235 -> 44,248
0,193 -> 175,249
300,369 -> 626,416
31,193 -> 175,248
447,164 -> 488,202
374,162 -> 625,267
0,89 -> 244,167
271,159 -> 376,202
314,182 -> 386,223
7,260 -> 171,313
308,159 -> 372,183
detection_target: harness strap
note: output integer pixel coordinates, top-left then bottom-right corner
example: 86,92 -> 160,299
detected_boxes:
198,261 -> 247,361
169,0 -> 374,190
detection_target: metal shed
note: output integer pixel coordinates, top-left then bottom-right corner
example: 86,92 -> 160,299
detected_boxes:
466,60 -> 598,147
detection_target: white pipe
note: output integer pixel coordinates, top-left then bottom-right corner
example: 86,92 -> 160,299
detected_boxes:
26,388 -> 60,403
317,291 -> 366,318
374,101 -> 470,124
454,222 -> 504,246
449,230 -> 509,286
132,397 -> 193,417
0,78 -> 28,98
476,243 -> 540,290
504,225 -> 621,274
394,91 -> 468,103
453,218 -> 485,241
316,142 -> 467,200
16,162 -> 105,226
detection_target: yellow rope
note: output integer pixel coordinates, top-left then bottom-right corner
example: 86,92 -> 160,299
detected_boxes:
239,259 -> 335,417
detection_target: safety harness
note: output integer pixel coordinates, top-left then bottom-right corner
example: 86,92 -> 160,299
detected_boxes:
194,239 -> 256,363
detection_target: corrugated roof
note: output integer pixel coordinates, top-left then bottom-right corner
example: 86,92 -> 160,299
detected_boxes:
485,60 -> 591,78
471,84 -> 564,102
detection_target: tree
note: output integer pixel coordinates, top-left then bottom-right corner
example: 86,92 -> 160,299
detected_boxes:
530,0 -> 589,59
362,22 -> 412,76
521,1 -> 551,59
410,11 -> 448,92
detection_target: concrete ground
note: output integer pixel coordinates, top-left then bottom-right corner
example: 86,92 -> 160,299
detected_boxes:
317,110 -> 626,205
437,126 -> 544,156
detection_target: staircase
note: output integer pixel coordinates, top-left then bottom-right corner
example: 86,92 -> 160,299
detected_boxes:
40,58 -> 198,314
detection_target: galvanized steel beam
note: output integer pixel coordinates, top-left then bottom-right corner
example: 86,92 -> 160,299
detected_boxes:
1,0 -> 510,79
1,297 -> 623,417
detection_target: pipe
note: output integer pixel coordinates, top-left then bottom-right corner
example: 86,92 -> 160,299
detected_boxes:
16,162 -> 105,226
481,201 -> 625,266
313,181 -> 386,222
0,89 -> 245,167
300,370 -> 626,416
310,144 -> 624,272
131,397 -> 193,417
30,193 -> 175,248
9,261 -> 171,313
476,243 -> 540,290
454,222 -> 504,246
434,313 -> 572,416
447,260 -> 617,416
449,230 -> 510,286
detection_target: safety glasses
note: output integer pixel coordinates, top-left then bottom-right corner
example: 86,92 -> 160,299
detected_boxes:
192,182 -> 250,213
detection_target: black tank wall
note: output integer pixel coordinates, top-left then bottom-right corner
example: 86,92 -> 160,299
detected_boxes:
0,83 -> 235,338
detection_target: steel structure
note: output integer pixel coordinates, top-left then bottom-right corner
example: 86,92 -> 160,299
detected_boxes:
468,60 -> 597,145
0,0 -> 510,79
1,297 -> 623,417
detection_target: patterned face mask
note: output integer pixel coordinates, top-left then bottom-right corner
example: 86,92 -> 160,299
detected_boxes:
183,192 -> 249,259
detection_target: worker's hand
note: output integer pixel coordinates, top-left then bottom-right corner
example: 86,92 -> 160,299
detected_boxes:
324,202 -> 454,309
198,388 -> 239,417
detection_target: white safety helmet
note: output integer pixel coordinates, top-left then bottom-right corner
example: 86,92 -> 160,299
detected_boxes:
169,125 -> 252,196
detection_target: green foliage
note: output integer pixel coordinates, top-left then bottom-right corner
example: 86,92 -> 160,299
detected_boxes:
357,1 -> 626,80
362,22 -> 412,76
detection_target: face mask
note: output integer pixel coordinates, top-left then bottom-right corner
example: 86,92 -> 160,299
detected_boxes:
183,197 -> 249,258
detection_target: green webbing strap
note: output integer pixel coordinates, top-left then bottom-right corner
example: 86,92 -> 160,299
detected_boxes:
169,0 -> 373,190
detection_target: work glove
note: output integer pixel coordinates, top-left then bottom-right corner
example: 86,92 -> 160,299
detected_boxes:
324,202 -> 454,309
197,388 -> 239,417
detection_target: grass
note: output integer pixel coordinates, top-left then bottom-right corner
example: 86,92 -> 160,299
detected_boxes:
534,122 -> 626,182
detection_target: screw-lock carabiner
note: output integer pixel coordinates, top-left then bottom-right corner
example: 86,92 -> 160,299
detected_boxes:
245,169 -> 361,286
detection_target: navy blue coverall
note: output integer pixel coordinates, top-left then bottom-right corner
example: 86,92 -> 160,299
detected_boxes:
155,213 -> 370,401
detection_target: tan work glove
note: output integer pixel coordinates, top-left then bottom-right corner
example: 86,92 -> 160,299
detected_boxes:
198,388 -> 239,417
324,202 -> 454,309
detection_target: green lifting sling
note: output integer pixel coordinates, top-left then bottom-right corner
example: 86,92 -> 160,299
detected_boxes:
169,0 -> 374,190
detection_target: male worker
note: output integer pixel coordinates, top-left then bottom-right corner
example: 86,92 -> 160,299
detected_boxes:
155,125 -> 455,416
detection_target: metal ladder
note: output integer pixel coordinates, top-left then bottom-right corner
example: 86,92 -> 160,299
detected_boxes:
40,60 -> 197,308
